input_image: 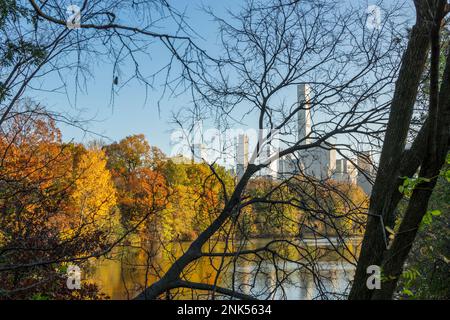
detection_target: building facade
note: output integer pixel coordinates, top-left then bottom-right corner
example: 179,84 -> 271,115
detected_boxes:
236,134 -> 249,178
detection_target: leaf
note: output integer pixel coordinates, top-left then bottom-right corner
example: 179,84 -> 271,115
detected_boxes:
385,226 -> 395,235
402,289 -> 414,296
430,210 -> 441,216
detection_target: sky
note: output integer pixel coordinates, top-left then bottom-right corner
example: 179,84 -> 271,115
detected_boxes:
28,0 -> 243,155
27,0 -> 414,161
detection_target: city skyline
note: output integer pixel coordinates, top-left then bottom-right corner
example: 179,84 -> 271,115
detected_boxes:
230,84 -> 374,194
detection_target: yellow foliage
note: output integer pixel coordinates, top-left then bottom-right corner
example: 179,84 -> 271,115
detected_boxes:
66,148 -> 118,237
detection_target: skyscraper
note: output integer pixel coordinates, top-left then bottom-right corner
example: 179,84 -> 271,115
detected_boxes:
278,154 -> 297,179
357,151 -> 374,195
302,146 -> 336,179
297,84 -> 311,145
191,120 -> 205,163
259,143 -> 278,179
333,158 -> 358,184
296,84 -> 336,180
236,134 -> 249,178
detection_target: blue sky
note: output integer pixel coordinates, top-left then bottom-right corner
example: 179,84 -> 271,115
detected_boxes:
27,0 -> 414,159
29,0 -> 243,154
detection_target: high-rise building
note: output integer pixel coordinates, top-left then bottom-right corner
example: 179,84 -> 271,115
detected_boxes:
296,84 -> 337,180
191,120 -> 206,163
236,134 -> 249,178
278,154 -> 297,179
302,146 -> 336,179
346,160 -> 358,184
357,151 -> 374,195
335,159 -> 345,175
333,158 -> 357,184
297,84 -> 311,145
259,143 -> 278,179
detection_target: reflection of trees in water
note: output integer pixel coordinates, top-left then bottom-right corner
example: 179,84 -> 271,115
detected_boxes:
88,238 -> 360,300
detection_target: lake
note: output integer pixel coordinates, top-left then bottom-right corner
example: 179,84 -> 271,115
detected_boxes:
86,237 -> 361,300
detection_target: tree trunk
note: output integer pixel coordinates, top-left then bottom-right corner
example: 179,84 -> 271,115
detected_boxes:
135,165 -> 258,299
373,13 -> 450,299
349,0 -> 432,300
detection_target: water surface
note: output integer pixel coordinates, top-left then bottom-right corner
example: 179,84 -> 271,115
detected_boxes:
87,237 -> 360,300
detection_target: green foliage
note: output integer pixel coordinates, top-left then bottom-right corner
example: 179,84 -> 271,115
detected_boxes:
0,1 -> 47,104
398,176 -> 430,198
397,159 -> 450,299
31,293 -> 50,300
1,39 -> 47,67
397,268 -> 421,298
0,1 -> 46,67
420,209 -> 441,230
0,0 -> 31,28
445,153 -> 450,182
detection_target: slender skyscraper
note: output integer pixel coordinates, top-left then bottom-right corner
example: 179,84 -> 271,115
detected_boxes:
236,134 -> 249,178
191,120 -> 205,163
297,84 -> 336,179
297,84 -> 311,145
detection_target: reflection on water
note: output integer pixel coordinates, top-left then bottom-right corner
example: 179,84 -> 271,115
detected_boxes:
86,238 -> 361,300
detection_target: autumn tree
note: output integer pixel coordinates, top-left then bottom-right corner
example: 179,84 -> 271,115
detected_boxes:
0,107 -> 117,299
104,135 -> 169,241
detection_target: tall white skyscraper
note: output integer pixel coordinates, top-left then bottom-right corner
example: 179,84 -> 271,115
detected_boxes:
236,134 -> 249,178
296,84 -> 337,180
297,84 -> 311,145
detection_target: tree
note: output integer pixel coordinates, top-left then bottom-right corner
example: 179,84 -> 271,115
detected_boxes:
349,0 -> 450,300
105,134 -> 152,173
68,147 -> 118,238
104,135 -> 169,240
156,162 -> 234,242
135,0 -> 406,300
396,162 -> 449,299
0,108 -> 117,298
0,0 -> 208,128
